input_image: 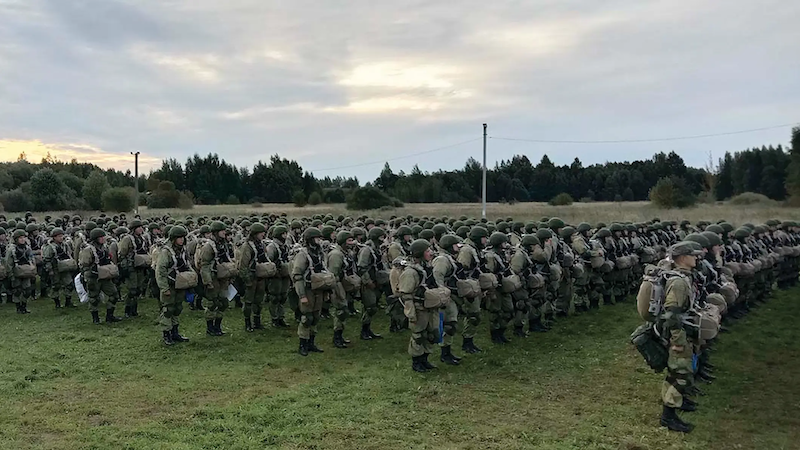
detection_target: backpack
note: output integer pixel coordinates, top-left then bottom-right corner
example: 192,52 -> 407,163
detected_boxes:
635,260 -> 682,322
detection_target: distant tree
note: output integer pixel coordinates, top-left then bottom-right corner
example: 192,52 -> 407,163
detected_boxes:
83,170 -> 111,210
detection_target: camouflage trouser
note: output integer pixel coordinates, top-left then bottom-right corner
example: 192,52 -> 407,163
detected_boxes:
158,288 -> 185,331
38,263 -> 50,296
242,277 -> 266,319
486,291 -> 514,330
407,302 -> 438,357
512,289 -> 529,328
267,277 -> 290,320
555,276 -> 574,314
332,286 -> 350,332
126,267 -> 150,307
11,277 -> 33,305
461,295 -> 482,339
440,294 -> 460,347
662,331 -> 694,409
298,288 -> 325,339
385,295 -> 406,327
0,277 -> 9,302
610,269 -> 628,300
205,278 -> 231,320
360,285 -> 381,325
86,277 -> 119,312
528,287 -> 547,322
51,270 -> 76,304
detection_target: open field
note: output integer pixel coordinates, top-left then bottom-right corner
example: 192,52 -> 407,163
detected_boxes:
0,287 -> 798,449
28,201 -> 800,225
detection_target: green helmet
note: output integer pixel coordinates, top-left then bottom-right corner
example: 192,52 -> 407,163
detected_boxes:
50,227 -> 65,238
432,224 -> 448,239
410,224 -> 423,238
733,228 -> 751,240
548,217 -> 565,230
85,221 -> 97,232
609,223 -> 623,233
742,223 -> 755,231
169,225 -> 188,240
89,228 -> 106,241
455,226 -> 470,239
596,228 -> 612,239
488,231 -> 508,248
576,222 -> 591,233
705,224 -> 724,235
752,225 -> 767,235
559,226 -> 576,240
496,221 -> 509,233
336,230 -> 353,246
303,227 -> 322,242
115,227 -> 129,237
438,234 -> 461,253
524,222 -> 537,234
719,222 -> 734,234
683,233 -> 710,249
129,219 -> 143,230
512,221 -> 525,233
25,223 -> 38,233
536,228 -> 553,241
701,231 -> 722,247
321,225 -> 335,239
351,227 -> 366,240
12,229 -> 27,240
409,239 -> 430,259
419,229 -> 435,240
272,225 -> 288,239
395,226 -> 413,239
368,227 -> 386,242
209,221 -> 226,233
469,226 -> 489,242
250,223 -> 267,236
521,234 -> 540,248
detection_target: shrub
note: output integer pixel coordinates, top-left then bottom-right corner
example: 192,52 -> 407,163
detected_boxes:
83,170 -> 111,210
729,192 -> 776,206
346,186 -> 395,210
0,189 -> 32,212
177,192 -> 194,209
293,191 -> 307,207
579,197 -> 594,203
250,202 -> 263,208
102,187 -> 136,212
29,168 -> 69,211
324,188 -> 346,203
307,191 -> 322,205
548,192 -> 574,206
613,193 -> 623,202
649,176 -> 697,208
225,194 -> 240,205
148,181 -> 180,209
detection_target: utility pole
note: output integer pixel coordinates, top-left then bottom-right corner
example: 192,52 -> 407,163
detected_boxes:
482,123 -> 487,219
131,151 -> 140,215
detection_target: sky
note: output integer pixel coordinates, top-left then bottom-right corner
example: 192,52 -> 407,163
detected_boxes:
1,0 -> 798,181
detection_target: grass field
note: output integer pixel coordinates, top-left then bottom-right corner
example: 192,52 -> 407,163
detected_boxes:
0,286 -> 798,449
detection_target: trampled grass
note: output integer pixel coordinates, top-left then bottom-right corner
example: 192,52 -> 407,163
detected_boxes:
0,287 -> 798,449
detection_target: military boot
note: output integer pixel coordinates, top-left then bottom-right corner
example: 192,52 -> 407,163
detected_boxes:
206,320 -> 217,336
490,329 -> 502,344
367,324 -> 382,339
163,330 -> 175,346
54,298 -> 62,309
307,334 -> 324,353
19,302 -> 30,314
131,302 -> 139,317
320,308 -> 331,319
333,330 -> 347,349
171,325 -> 189,342
253,315 -> 265,330
513,326 -> 528,338
273,318 -> 289,328
411,355 -> 428,373
64,297 -> 76,308
529,317 -> 549,333
461,337 -> 482,354
360,324 -> 373,340
421,353 -> 437,370
124,305 -> 132,318
697,369 -> 716,383
245,318 -> 254,332
603,294 -> 613,306
498,328 -> 511,343
214,318 -> 225,335
589,297 -> 600,309
298,338 -> 309,356
660,405 -> 694,433
105,309 -> 123,323
91,311 -> 101,324
679,398 -> 698,412
440,346 -> 460,365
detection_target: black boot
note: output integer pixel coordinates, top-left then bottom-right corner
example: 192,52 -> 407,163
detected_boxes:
498,327 -> 511,343
333,330 -> 347,349
412,355 -> 428,373
603,294 -> 612,306
124,305 -> 132,318
529,317 -> 549,333
421,353 -> 437,370
65,298 -> 76,308
389,321 -> 399,333
206,320 -> 217,336
461,337 -> 482,354
589,297 -> 600,309
679,398 -> 698,412
163,330 -> 175,346
253,315 -> 265,330
54,298 -> 62,309
697,369 -> 716,383
105,309 -> 123,323
19,302 -> 30,314
307,334 -> 324,353
440,346 -> 460,365
131,303 -> 139,317
320,308 -> 331,319
92,311 -> 101,324
660,405 -> 694,433
360,324 -> 373,340
298,338 -> 309,356
513,326 -> 528,338
214,318 -> 225,335
245,318 -> 254,332
171,325 -> 189,342
490,329 -> 502,344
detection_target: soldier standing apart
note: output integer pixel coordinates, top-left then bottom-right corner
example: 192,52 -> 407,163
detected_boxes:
199,221 -> 235,336
155,226 -> 192,346
659,241 -> 701,433
401,239 -> 439,372
79,229 -> 122,324
292,227 -> 330,356
118,219 -> 151,318
5,229 -> 35,314
43,228 -> 77,308
238,223 -> 269,332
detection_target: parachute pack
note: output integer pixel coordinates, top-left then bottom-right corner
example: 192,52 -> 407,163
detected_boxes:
635,260 -> 683,322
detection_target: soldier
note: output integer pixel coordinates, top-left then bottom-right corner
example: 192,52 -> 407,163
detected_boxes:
356,227 -> 386,340
5,229 -> 35,313
187,224 -> 210,310
27,223 -> 48,299
43,227 -> 77,308
265,225 -> 291,328
510,234 -> 549,334
118,219 -> 151,318
485,232 -> 513,343
387,226 -> 413,331
457,226 -> 489,353
432,234 -> 465,365
79,229 -> 122,324
0,228 -> 8,304
400,239 -> 439,372
199,221 -> 235,336
326,230 -> 358,348
292,227 -> 331,356
155,226 -> 192,346
238,222 -> 269,332
658,241 -> 702,433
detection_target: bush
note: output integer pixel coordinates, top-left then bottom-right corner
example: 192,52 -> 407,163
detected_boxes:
177,192 -> 194,209
102,187 -> 136,212
548,192 -> 574,206
346,186 -> 395,210
324,188 -> 346,204
250,202 -> 263,208
293,191 -> 307,207
649,176 -> 697,208
148,181 -> 181,209
307,191 -> 322,205
29,168 -> 69,211
613,194 -> 623,202
83,170 -> 111,210
0,189 -> 32,212
729,192 -> 776,206
225,194 -> 240,205
579,197 -> 594,203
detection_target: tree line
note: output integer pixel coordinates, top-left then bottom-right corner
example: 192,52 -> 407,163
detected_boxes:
1,127 -> 798,212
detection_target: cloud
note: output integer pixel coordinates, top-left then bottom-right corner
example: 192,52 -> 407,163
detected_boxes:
0,140 -> 161,172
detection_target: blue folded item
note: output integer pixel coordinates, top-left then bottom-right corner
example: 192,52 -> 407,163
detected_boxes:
437,311 -> 444,343
185,292 -> 195,304
692,353 -> 698,372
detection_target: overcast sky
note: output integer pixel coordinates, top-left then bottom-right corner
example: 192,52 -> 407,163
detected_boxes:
1,0 -> 798,180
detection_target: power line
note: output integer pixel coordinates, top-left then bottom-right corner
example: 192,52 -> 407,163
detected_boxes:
307,137 -> 482,172
490,122 -> 798,145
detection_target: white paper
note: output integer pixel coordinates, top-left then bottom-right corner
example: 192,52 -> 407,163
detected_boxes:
226,283 -> 238,301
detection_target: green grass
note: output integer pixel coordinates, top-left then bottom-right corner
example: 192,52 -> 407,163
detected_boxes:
0,288 -> 798,450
